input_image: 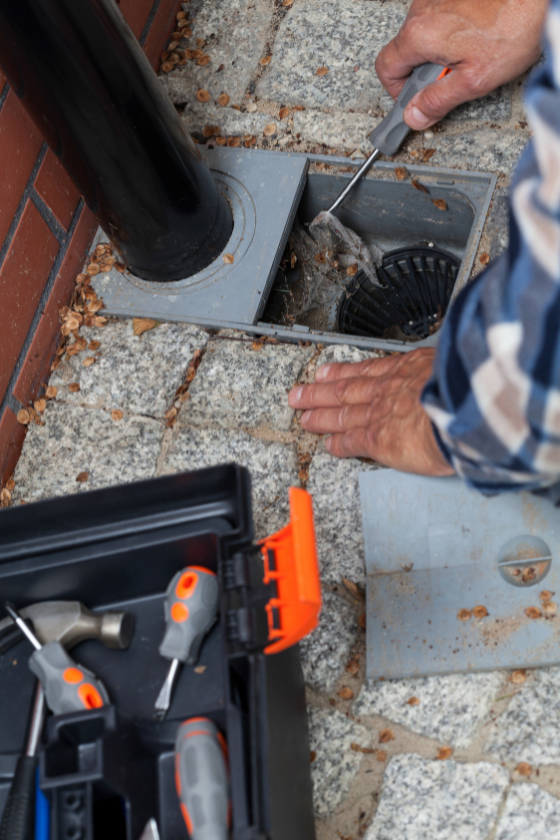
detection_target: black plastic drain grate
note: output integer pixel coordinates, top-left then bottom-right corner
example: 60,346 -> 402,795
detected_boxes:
337,245 -> 461,341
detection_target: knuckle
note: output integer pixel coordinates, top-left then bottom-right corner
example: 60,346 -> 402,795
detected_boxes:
333,378 -> 350,405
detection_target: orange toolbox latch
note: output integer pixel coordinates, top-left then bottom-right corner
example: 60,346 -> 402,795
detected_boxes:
223,488 -> 322,655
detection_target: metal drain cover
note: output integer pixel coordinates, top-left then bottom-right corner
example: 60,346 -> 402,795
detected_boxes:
360,471 -> 560,680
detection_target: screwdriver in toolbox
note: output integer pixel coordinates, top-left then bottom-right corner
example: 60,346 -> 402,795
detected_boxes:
153,567 -> 219,720
5,602 -> 109,714
175,717 -> 229,840
326,63 -> 452,214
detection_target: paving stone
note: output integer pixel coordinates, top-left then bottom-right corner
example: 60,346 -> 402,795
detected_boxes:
11,402 -> 163,504
428,128 -> 530,176
50,320 -> 208,419
485,666 -> 560,765
161,425 -> 298,537
354,671 -> 504,749
496,783 -> 560,840
308,706 -> 373,818
293,110 -> 373,152
256,0 -> 406,111
307,449 -> 379,586
443,85 -> 513,124
182,103 -> 274,139
183,332 -> 313,431
159,0 -> 273,105
300,590 -> 359,694
365,754 -> 510,840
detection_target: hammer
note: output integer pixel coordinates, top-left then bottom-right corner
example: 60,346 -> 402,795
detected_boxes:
0,601 -> 134,654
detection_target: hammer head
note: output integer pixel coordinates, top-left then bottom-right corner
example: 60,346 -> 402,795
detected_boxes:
0,601 -> 134,651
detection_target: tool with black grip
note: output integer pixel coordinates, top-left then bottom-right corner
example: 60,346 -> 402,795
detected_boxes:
0,684 -> 45,840
326,63 -> 451,214
154,567 -> 219,720
4,603 -> 109,714
175,718 -> 229,840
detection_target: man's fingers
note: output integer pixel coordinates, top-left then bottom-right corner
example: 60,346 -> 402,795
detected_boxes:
325,428 -> 374,460
403,70 -> 485,130
289,376 -> 384,410
300,405 -> 371,434
375,39 -> 420,100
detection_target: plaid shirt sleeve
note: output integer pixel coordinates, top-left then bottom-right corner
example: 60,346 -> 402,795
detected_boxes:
421,0 -> 560,501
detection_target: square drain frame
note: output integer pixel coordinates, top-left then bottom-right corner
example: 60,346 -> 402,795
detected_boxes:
360,470 -> 560,680
92,147 -> 496,352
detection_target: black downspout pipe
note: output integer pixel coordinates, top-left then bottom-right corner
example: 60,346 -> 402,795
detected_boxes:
0,0 -> 233,283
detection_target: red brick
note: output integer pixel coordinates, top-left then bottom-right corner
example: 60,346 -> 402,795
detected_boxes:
143,0 -> 182,68
118,0 -> 154,39
0,90 -> 44,249
0,406 -> 26,487
13,205 -> 96,405
34,149 -> 81,231
0,200 -> 59,405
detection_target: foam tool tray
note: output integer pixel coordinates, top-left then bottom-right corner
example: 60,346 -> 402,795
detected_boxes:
0,464 -> 321,840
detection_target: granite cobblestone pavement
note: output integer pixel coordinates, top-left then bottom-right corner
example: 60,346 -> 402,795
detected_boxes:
5,0 -> 553,837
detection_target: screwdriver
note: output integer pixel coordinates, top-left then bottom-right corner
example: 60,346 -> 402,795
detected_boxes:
175,717 -> 229,840
327,63 -> 452,214
5,602 -> 109,714
154,567 -> 219,720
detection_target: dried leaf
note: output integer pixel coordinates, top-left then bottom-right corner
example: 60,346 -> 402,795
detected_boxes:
379,729 -> 394,744
293,105 -> 305,111
203,125 -> 219,138
283,0 -> 294,6
89,340 -> 101,351
423,148 -> 436,162
68,383 -> 81,393
251,340 -> 264,351
114,262 -> 126,273
510,670 -> 526,685
479,253 -> 490,265
298,469 -> 309,482
316,66 -> 328,76
76,273 -> 90,285
6,479 -> 15,491
315,253 -> 326,264
227,136 -> 241,147
411,180 -> 429,194
162,62 -> 173,72
342,578 -> 359,598
111,409 -> 123,421
76,472 -> 89,483
215,137 -> 227,146
45,386 -> 58,399
17,409 -> 30,425
82,357 -> 96,367
196,38 -> 205,47
346,263 -> 358,276
516,762 -> 532,777
457,609 -> 472,621
194,665 -> 207,674
394,166 -> 408,181
540,590 -> 554,602
310,751 -> 316,763
259,55 -> 272,66
432,199 -> 447,211
437,747 -> 453,760
196,89 -> 211,103
223,253 -> 235,264
472,605 -> 488,619
1,489 -> 11,507
358,612 -> 366,629
94,245 -> 107,257
406,696 -> 420,706
543,601 -> 558,617
279,107 -> 290,119
263,123 -> 277,137
217,93 -> 230,107
133,318 -> 157,336
176,10 -> 187,18
34,399 -> 47,414
375,750 -> 387,762
350,743 -> 375,754
346,659 -> 360,676
525,606 -> 542,619
197,55 -> 210,66
93,316 -> 108,328
290,252 -> 297,268
339,687 -> 354,700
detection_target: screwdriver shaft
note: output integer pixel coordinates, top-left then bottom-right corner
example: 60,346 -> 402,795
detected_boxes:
154,658 -> 181,720
327,148 -> 381,214
4,603 -> 41,650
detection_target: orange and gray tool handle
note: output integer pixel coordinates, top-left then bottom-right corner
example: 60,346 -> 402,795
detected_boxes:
368,63 -> 452,156
159,567 -> 219,665
4,602 -> 109,715
175,718 -> 229,840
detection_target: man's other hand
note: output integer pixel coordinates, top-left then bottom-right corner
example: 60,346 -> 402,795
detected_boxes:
376,0 -> 547,131
288,349 -> 454,476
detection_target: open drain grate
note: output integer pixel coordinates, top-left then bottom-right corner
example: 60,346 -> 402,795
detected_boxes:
338,245 -> 461,341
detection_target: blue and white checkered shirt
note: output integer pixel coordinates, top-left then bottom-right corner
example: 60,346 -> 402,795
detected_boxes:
422,0 -> 560,501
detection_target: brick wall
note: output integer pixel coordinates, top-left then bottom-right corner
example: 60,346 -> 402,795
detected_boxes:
0,0 -> 180,488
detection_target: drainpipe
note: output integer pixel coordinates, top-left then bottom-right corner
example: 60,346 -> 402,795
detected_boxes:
0,0 -> 233,282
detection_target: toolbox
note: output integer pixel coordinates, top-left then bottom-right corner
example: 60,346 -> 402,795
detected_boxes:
0,464 -> 320,840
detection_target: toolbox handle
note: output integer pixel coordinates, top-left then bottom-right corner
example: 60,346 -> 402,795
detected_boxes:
259,488 -> 322,654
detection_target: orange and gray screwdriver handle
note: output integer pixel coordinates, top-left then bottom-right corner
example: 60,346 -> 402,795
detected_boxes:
175,718 -> 229,840
369,63 -> 452,156
159,567 -> 219,665
5,602 -> 109,715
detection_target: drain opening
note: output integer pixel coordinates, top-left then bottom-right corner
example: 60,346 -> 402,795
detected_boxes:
497,535 -> 552,587
338,245 -> 460,341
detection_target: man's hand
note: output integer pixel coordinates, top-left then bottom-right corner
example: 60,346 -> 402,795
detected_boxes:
288,349 -> 454,476
376,0 -> 546,131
